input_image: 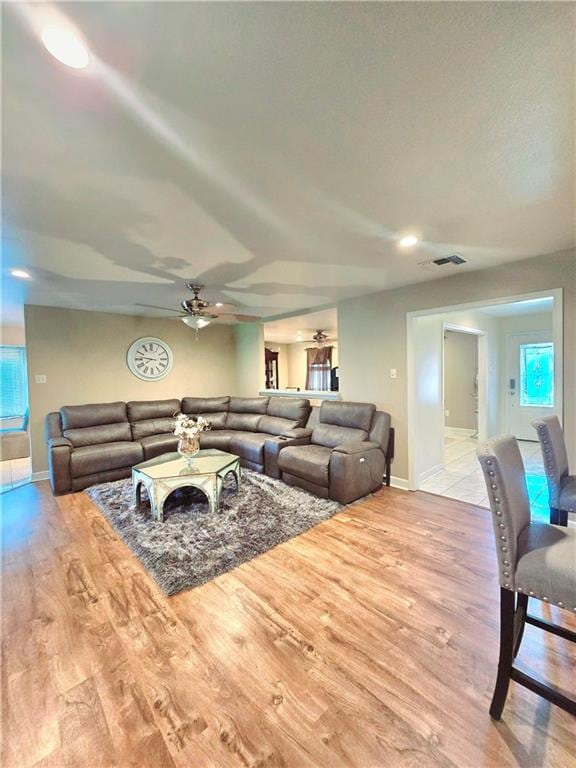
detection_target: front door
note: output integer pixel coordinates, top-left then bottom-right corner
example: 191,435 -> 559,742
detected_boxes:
505,331 -> 555,441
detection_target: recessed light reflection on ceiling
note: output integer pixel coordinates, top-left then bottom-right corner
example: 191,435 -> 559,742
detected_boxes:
399,234 -> 419,248
10,269 -> 31,279
41,26 -> 90,69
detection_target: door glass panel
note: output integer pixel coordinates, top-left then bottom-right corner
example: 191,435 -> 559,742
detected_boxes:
520,342 -> 554,407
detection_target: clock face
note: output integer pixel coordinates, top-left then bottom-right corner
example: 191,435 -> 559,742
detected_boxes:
127,337 -> 173,381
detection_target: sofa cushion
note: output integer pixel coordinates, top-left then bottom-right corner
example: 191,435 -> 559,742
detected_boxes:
64,422 -> 132,448
278,444 -> 332,487
183,411 -> 227,430
140,433 -> 179,460
319,401 -> 375,432
267,397 -> 310,426
229,397 -> 269,414
127,399 -> 180,422
61,401 -> 127,430
259,416 -> 300,436
131,417 -> 176,441
312,424 -> 368,449
229,433 -> 268,465
226,412 -> 263,432
71,441 -> 143,476
181,396 -> 230,414
199,431 -> 237,451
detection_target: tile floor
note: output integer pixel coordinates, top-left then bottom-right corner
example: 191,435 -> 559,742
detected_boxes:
0,457 -> 32,494
420,430 -> 550,522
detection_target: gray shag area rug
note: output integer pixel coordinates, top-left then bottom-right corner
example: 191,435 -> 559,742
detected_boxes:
85,470 -> 341,595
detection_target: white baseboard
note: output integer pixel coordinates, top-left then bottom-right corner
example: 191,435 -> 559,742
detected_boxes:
390,475 -> 409,490
445,427 -> 476,438
32,471 -> 49,482
417,464 -> 444,484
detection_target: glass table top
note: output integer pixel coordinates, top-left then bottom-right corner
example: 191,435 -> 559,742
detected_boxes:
133,449 -> 239,480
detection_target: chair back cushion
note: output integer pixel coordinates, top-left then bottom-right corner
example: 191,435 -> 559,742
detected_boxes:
319,401 -> 375,431
61,402 -> 127,429
226,412 -> 263,432
267,397 -> 310,426
61,402 -> 131,447
312,424 -> 368,449
532,415 -> 569,506
181,396 -> 230,414
229,397 -> 269,414
477,436 -> 531,589
127,399 -> 180,441
259,397 -> 311,435
127,399 -> 180,422
181,397 -> 230,430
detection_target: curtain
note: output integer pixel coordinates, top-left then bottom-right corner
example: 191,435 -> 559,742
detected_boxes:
305,346 -> 333,391
0,346 -> 28,419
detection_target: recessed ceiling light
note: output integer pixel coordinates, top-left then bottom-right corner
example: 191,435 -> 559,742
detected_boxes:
399,234 -> 419,248
10,269 -> 31,279
41,27 -> 90,69
215,302 -> 223,307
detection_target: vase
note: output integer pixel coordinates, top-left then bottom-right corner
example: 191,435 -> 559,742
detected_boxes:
177,436 -> 200,467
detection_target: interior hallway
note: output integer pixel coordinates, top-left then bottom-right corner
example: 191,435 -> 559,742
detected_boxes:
420,429 -> 549,520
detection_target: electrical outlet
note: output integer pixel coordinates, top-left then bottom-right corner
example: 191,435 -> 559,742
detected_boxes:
445,409 -> 450,417
35,374 -> 47,384
390,368 -> 397,379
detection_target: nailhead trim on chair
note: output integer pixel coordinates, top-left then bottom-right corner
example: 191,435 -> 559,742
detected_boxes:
482,448 -> 576,612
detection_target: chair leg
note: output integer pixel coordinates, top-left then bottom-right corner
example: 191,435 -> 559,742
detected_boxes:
513,593 -> 528,659
490,587 -> 516,720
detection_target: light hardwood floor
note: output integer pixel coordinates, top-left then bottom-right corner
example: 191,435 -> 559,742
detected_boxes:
1,481 -> 575,768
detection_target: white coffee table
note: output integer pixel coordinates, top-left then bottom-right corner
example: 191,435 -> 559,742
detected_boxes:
132,449 -> 241,522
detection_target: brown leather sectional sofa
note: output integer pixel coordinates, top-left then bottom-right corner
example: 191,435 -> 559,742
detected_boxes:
45,396 -> 393,504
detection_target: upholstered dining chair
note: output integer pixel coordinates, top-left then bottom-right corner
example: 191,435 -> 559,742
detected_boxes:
477,436 -> 576,720
532,415 -> 575,527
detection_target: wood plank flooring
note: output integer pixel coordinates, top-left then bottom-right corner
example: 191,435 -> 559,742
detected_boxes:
1,481 -> 575,767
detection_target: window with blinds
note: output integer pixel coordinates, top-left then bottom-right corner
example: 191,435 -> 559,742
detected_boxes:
0,346 -> 28,419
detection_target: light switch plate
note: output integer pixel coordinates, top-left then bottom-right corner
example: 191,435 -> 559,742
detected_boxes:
35,374 -> 47,384
390,368 -> 397,379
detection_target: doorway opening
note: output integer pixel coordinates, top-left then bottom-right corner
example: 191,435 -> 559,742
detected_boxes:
408,291 -> 561,518
261,307 -> 339,400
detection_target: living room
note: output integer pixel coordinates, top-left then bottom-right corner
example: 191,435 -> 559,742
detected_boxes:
1,3 -> 575,767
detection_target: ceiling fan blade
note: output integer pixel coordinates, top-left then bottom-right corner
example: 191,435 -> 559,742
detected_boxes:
135,302 -> 187,316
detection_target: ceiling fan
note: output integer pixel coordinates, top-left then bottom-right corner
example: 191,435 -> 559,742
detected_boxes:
137,283 -> 259,331
299,330 -> 331,347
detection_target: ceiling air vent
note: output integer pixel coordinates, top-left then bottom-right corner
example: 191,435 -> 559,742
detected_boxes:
418,254 -> 468,271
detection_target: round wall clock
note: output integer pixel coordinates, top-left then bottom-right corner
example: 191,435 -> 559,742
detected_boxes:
127,337 -> 174,381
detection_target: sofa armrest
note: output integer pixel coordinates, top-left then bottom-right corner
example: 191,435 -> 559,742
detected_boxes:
47,437 -> 73,494
264,433 -> 311,478
333,441 -> 381,455
281,427 -> 312,439
48,436 -> 73,449
329,444 -> 385,504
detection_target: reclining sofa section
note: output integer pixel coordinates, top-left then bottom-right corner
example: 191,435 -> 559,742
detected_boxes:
45,396 -> 393,505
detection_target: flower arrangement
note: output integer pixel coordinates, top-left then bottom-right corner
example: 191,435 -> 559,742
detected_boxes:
173,413 -> 211,439
173,413 -> 211,466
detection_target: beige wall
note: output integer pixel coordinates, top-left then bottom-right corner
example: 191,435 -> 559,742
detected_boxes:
234,323 -> 264,397
25,306 -> 237,473
444,331 -> 478,430
338,249 -> 576,481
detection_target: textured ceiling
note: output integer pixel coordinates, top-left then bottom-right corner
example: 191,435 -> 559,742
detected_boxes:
2,2 -> 574,323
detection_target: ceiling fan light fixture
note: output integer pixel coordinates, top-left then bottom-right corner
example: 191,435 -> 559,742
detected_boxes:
182,316 -> 211,330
